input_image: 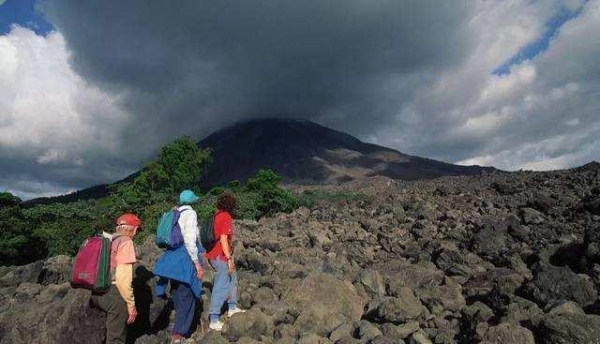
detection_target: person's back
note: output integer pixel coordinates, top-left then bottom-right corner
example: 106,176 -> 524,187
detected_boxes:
91,213 -> 141,344
177,202 -> 200,264
207,192 -> 245,331
159,190 -> 204,343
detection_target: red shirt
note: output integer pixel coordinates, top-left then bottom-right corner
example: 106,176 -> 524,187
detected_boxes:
205,210 -> 233,261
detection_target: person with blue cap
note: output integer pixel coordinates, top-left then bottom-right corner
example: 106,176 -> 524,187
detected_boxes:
153,190 -> 204,344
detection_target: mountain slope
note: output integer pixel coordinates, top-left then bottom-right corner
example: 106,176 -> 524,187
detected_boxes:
197,118 -> 492,187
25,118 -> 492,205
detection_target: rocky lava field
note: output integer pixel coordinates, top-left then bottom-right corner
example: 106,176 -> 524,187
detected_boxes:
1,163 -> 600,344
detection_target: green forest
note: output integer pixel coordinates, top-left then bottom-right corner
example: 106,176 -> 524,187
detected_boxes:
0,137 -> 366,266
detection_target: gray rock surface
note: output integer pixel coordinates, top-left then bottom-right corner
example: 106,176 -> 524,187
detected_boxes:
2,165 -> 600,343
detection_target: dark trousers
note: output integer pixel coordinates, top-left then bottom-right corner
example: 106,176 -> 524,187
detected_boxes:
91,286 -> 128,344
171,281 -> 196,336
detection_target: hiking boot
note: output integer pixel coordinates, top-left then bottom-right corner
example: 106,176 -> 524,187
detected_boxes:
209,320 -> 224,331
227,307 -> 246,318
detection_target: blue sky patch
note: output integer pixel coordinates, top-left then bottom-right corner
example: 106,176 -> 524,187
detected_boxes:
493,5 -> 585,76
0,0 -> 53,36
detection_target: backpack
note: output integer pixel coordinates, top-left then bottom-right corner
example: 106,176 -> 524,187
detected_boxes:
199,213 -> 217,251
155,208 -> 188,249
70,236 -> 111,292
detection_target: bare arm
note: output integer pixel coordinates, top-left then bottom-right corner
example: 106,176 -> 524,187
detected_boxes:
220,234 -> 232,259
115,264 -> 135,308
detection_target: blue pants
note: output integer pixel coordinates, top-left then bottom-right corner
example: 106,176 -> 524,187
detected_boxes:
171,280 -> 196,336
208,259 -> 238,318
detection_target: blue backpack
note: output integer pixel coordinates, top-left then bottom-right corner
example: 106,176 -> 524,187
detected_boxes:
155,208 -> 188,249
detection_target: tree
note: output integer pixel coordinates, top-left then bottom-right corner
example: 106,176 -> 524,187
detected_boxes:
0,193 -> 43,265
113,136 -> 213,208
0,192 -> 21,208
244,169 -> 298,217
152,136 -> 213,192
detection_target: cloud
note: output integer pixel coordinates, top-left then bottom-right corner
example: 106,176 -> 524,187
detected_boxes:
1,0 -> 600,199
0,26 -> 133,198
377,0 -> 600,170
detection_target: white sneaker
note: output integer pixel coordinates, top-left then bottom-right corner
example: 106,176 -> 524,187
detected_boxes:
209,320 -> 224,331
227,307 -> 246,317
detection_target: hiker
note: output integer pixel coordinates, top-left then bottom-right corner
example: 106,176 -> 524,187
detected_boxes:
90,213 -> 141,344
154,190 -> 204,344
207,192 -> 245,331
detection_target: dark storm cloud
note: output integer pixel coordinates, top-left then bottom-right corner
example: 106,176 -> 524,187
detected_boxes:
2,0 -> 599,199
41,0 -> 472,146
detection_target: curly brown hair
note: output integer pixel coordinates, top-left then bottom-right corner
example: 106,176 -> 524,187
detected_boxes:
216,192 -> 237,212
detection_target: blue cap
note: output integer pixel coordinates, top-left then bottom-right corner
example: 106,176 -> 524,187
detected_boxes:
179,190 -> 199,204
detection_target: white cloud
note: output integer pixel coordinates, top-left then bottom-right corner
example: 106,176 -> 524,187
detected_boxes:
0,26 -> 133,198
1,0 -> 599,199
376,0 -> 600,171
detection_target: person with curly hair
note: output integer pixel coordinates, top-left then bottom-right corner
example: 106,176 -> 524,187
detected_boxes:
206,192 -> 245,331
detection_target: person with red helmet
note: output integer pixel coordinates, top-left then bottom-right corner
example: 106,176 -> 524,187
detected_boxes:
90,213 -> 142,344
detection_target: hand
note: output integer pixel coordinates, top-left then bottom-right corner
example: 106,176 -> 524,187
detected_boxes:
194,262 -> 204,280
126,305 -> 137,324
227,258 -> 235,275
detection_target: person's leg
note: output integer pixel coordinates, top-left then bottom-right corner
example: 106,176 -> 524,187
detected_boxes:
227,271 -> 239,310
171,281 -> 196,337
170,281 -> 184,340
208,259 -> 230,323
103,287 -> 128,344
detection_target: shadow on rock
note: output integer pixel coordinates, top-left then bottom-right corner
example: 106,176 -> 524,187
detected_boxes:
127,265 -> 172,343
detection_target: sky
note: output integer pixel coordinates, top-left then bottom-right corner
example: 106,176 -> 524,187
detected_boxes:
0,0 -> 599,200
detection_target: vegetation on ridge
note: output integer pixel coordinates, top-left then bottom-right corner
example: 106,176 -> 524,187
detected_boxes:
0,136 -> 366,266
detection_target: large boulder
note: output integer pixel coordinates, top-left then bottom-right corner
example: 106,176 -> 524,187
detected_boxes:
415,284 -> 466,314
0,286 -> 105,343
499,296 -> 543,326
463,268 -> 525,298
480,323 -> 535,344
537,313 -> 600,344
359,269 -> 386,297
434,248 -> 485,278
0,261 -> 43,287
524,265 -> 597,307
223,308 -> 274,341
385,261 -> 445,293
381,321 -> 420,340
471,227 -> 510,263
371,288 -> 425,324
38,255 -> 71,285
282,273 -> 364,336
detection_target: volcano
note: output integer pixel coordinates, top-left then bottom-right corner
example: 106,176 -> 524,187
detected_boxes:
197,119 -> 492,187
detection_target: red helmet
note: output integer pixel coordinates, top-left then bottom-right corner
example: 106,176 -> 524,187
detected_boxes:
116,213 -> 142,227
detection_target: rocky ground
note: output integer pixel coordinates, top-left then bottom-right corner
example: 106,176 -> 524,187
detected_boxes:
1,162 -> 600,344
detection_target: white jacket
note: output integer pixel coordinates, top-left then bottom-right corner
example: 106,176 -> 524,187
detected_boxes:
177,205 -> 199,262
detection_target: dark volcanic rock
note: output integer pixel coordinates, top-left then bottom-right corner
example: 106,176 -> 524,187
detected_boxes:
386,261 -> 445,294
281,273 -> 364,336
537,313 -> 600,344
0,261 -> 43,287
524,264 -> 597,307
371,290 -> 425,324
480,322 -> 535,344
223,309 -> 274,341
4,162 -> 600,343
415,284 -> 466,314
0,287 -> 105,344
